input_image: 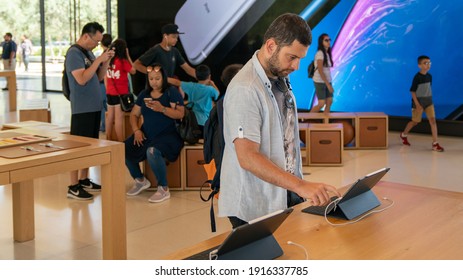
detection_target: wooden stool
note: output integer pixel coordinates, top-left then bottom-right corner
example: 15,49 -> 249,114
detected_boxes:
355,112 -> 388,148
302,123 -> 343,166
106,111 -> 140,141
144,157 -> 183,191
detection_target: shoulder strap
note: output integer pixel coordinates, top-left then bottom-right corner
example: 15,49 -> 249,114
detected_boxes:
70,44 -> 92,61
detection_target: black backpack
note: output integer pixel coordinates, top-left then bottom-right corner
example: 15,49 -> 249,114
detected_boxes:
307,60 -> 317,78
177,102 -> 202,144
201,97 -> 225,232
62,44 -> 93,101
168,89 -> 202,144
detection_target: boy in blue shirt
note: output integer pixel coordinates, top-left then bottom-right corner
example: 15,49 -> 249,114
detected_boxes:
179,64 -> 219,134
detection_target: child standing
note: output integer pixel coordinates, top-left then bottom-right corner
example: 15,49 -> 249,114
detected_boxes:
400,55 -> 444,152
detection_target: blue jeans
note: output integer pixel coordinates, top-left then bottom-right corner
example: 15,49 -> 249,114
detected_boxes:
125,147 -> 167,186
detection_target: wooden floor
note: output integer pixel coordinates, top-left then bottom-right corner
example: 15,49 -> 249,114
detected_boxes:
1,79 -> 462,260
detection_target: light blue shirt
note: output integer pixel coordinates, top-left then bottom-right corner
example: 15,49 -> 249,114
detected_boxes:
219,52 -> 303,222
180,81 -> 219,126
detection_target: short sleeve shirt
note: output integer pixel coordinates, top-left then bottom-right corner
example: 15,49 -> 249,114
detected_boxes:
1,40 -> 17,59
136,86 -> 185,161
106,57 -> 132,96
138,44 -> 185,77
65,46 -> 102,114
180,82 -> 219,125
313,50 -> 332,83
410,72 -> 433,109
218,52 -> 303,222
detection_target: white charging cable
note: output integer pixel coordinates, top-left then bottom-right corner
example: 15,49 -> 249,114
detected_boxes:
324,197 -> 395,226
287,241 -> 309,260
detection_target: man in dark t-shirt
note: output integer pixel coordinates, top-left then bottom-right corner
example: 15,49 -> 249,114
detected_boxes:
1,32 -> 17,90
133,24 -> 196,86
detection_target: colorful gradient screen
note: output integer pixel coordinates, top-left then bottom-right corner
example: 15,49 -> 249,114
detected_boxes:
290,0 -> 463,119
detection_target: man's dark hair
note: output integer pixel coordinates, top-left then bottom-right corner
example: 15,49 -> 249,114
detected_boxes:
5,32 -> 13,38
81,22 -> 104,36
196,64 -> 211,81
418,55 -> 430,64
101,33 -> 113,48
263,13 -> 312,48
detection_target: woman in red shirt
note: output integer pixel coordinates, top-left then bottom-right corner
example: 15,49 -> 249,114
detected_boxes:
105,39 -> 136,141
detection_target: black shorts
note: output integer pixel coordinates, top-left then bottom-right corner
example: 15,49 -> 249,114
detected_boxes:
107,95 -> 121,106
70,111 -> 101,139
314,82 -> 333,100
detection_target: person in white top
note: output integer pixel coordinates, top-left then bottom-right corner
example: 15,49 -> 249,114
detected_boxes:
310,33 -> 334,114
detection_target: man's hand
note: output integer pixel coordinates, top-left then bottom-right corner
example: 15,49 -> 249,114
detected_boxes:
98,49 -> 115,64
296,181 -> 341,206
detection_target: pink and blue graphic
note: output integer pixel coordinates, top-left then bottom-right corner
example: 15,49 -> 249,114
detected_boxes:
292,0 -> 463,119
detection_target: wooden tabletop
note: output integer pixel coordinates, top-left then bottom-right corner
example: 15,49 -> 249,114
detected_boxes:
165,181 -> 463,260
0,128 -> 127,260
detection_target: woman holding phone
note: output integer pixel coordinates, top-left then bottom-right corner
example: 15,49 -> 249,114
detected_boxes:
105,38 -> 136,141
124,63 -> 185,203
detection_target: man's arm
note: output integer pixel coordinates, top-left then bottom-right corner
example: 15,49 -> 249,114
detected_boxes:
9,43 -> 16,65
133,59 -> 147,74
180,62 -> 196,80
72,50 -> 113,85
233,138 -> 340,206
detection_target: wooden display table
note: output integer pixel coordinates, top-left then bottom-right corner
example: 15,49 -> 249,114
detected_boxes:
19,99 -> 51,123
165,181 -> 463,260
0,70 -> 17,111
2,120 -> 70,134
0,128 -> 127,259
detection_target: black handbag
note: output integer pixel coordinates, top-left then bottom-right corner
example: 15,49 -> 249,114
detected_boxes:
109,74 -> 135,112
119,93 -> 135,112
176,102 -> 202,144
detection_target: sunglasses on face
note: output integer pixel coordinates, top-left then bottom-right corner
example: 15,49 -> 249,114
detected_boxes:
423,61 -> 432,65
147,65 -> 162,73
324,38 -> 331,42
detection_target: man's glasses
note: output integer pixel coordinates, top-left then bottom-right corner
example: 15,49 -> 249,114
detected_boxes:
87,34 -> 100,45
423,61 -> 432,65
275,79 -> 294,109
147,65 -> 162,73
324,38 -> 331,42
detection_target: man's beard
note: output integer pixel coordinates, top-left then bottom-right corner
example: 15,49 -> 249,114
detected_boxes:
268,49 -> 292,78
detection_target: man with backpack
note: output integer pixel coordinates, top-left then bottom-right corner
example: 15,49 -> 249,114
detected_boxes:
218,13 -> 340,228
64,22 -> 114,200
202,64 -> 242,232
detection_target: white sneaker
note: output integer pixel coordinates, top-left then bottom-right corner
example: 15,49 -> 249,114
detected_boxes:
126,177 -> 151,196
148,186 -> 170,203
